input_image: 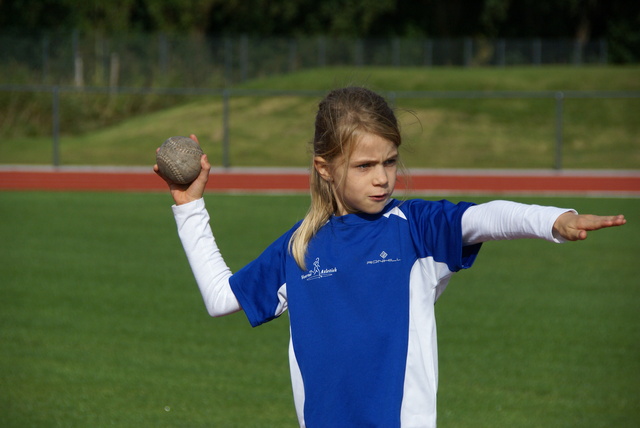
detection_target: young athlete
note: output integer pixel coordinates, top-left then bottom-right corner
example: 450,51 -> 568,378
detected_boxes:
155,87 -> 625,428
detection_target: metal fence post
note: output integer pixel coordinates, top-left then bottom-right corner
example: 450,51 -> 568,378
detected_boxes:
72,30 -> 84,87
288,38 -> 297,72
42,35 -> 49,83
497,39 -> 506,66
393,38 -> 400,67
424,39 -> 433,67
573,40 -> 583,66
158,33 -> 169,76
464,38 -> 473,67
240,35 -> 249,82
533,39 -> 542,66
354,39 -> 364,66
52,86 -> 60,167
222,89 -> 230,168
224,38 -> 233,84
317,36 -> 326,67
599,39 -> 608,64
554,91 -> 564,170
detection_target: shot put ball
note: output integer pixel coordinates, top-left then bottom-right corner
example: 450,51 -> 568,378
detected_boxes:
156,136 -> 204,185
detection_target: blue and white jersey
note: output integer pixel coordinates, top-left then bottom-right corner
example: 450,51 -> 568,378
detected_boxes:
229,198 -> 482,427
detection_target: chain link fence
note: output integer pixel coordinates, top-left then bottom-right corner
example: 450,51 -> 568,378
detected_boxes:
1,32 -> 609,88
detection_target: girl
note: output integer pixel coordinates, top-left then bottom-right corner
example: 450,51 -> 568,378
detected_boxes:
155,87 -> 625,428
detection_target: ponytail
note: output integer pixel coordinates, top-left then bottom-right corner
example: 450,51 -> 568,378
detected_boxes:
289,165 -> 335,270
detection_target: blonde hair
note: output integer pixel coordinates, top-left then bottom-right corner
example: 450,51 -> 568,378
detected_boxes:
289,87 -> 402,270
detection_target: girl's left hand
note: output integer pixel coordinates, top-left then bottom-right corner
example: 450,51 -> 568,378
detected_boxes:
553,212 -> 626,241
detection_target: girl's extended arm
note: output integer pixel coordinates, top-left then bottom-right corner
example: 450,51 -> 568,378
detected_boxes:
462,200 -> 625,245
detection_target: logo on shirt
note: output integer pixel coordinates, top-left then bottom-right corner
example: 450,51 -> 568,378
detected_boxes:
366,250 -> 401,265
301,257 -> 337,281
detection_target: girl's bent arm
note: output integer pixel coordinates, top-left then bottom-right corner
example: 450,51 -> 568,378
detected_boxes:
173,198 -> 242,317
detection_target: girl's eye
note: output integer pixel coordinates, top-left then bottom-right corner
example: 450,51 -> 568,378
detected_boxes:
384,158 -> 397,167
357,163 -> 371,169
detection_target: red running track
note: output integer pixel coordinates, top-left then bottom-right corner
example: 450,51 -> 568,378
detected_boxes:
0,167 -> 639,196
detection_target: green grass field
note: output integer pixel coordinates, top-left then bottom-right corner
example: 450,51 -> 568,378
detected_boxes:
1,66 -> 639,169
1,191 -> 638,427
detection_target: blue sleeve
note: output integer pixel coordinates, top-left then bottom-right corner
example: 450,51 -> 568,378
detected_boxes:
228,224 -> 298,327
405,199 -> 482,272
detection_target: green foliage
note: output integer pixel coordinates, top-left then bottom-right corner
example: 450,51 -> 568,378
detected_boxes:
0,192 -> 638,427
0,0 -> 638,52
0,90 -> 197,139
608,20 -> 640,64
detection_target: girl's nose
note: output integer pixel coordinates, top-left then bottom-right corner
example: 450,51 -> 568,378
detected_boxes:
372,166 -> 388,186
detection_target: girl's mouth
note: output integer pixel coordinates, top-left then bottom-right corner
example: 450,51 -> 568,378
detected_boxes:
370,194 -> 388,202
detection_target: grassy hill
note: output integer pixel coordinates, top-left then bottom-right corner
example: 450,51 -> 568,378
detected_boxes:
1,66 -> 639,169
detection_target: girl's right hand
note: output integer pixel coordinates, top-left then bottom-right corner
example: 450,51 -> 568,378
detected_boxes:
552,211 -> 626,241
154,134 -> 211,205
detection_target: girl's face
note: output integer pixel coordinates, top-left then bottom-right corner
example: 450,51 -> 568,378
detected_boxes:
316,133 -> 398,216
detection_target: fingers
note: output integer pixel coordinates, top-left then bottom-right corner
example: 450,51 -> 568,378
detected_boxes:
575,214 -> 626,240
608,214 -> 626,226
564,226 -> 587,241
153,163 -> 172,184
554,212 -> 626,242
195,154 -> 211,184
201,153 -> 211,170
580,214 -> 626,231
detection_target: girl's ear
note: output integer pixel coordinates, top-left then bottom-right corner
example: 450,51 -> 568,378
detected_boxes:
313,156 -> 332,182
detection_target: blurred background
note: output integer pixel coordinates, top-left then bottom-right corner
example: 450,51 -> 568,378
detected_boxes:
0,0 -> 638,169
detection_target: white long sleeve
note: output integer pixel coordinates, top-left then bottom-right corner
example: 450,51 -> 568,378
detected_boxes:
171,199 -> 573,316
462,200 -> 577,245
172,198 -> 242,317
